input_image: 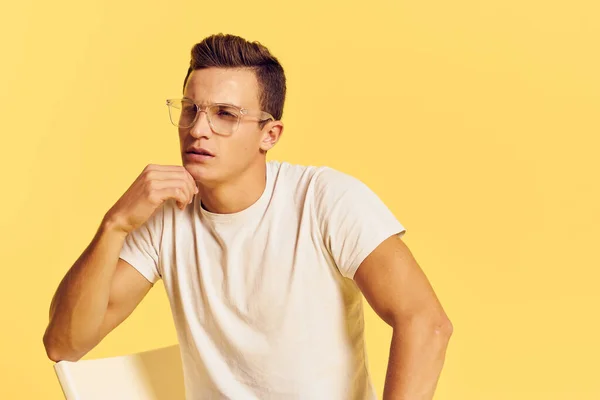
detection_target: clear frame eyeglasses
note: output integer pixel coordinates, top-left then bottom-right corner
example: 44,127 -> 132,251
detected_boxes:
166,98 -> 275,135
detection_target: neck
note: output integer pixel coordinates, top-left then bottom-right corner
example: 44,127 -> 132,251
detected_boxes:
198,161 -> 267,214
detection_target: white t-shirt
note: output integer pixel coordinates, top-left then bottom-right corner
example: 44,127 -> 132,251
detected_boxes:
119,160 -> 406,399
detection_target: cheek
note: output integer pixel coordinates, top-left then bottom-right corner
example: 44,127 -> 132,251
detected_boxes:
231,141 -> 253,160
230,130 -> 263,155
178,130 -> 187,146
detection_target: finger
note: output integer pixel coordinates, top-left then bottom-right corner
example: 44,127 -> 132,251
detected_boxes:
148,179 -> 194,207
146,171 -> 193,182
177,169 -> 197,201
148,171 -> 195,201
181,167 -> 198,194
153,187 -> 189,209
146,164 -> 192,172
181,179 -> 195,205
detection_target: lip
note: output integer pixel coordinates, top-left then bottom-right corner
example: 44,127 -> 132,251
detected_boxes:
186,147 -> 215,156
184,152 -> 214,162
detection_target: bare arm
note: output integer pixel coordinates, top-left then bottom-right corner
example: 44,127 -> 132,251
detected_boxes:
43,219 -> 153,362
43,164 -> 198,362
354,234 -> 453,400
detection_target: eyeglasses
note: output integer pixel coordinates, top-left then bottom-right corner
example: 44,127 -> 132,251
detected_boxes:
166,98 -> 275,135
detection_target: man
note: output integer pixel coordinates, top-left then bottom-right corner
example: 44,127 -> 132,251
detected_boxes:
43,33 -> 453,399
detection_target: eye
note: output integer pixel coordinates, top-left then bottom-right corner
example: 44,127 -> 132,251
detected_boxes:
217,110 -> 232,117
213,106 -> 239,120
182,104 -> 196,114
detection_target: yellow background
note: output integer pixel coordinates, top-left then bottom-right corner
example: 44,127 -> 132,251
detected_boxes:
1,0 -> 598,398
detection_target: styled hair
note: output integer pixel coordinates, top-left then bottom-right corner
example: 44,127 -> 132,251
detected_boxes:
183,33 -> 286,122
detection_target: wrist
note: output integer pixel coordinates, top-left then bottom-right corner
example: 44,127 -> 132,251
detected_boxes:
100,214 -> 130,238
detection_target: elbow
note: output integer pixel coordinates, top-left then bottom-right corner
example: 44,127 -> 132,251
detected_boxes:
393,314 -> 454,340
422,313 -> 453,339
43,329 -> 86,363
44,346 -> 68,363
436,317 -> 454,339
43,333 -> 63,363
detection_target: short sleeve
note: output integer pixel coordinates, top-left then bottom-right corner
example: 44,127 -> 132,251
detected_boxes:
313,167 -> 406,279
118,204 -> 164,284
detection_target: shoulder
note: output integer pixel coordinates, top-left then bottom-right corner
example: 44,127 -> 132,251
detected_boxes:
268,159 -> 322,188
267,161 -> 371,208
314,165 -> 360,185
311,166 -> 370,200
268,160 -> 360,188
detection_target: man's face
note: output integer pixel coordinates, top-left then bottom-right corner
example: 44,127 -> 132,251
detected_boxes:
179,67 -> 272,185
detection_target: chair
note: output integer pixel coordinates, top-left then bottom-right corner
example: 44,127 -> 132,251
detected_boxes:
53,344 -> 185,400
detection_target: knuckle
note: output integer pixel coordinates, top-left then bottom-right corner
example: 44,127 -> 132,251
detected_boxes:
142,169 -> 153,181
148,192 -> 160,204
147,179 -> 157,191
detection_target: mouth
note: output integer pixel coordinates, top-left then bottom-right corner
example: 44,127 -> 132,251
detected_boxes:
187,150 -> 213,156
185,149 -> 215,162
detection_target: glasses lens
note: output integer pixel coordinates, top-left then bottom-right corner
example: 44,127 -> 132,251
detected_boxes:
168,99 -> 197,128
207,104 -> 241,135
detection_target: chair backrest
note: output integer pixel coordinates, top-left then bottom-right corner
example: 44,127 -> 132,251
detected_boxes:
53,344 -> 185,400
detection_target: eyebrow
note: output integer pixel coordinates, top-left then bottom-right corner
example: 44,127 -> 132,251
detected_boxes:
183,96 -> 240,108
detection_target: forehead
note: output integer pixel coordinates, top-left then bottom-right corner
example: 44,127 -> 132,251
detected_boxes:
183,68 -> 260,108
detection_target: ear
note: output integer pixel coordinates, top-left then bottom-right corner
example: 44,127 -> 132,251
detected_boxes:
259,120 -> 284,152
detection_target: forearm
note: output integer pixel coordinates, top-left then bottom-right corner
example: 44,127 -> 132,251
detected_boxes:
43,217 -> 128,361
382,317 -> 453,400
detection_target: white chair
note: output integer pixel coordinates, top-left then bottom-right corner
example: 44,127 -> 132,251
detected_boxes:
53,344 -> 185,400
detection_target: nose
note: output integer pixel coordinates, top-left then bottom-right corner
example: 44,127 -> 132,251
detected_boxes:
188,109 -> 213,139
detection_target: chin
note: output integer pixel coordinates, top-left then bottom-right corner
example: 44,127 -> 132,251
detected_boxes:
184,163 -> 219,185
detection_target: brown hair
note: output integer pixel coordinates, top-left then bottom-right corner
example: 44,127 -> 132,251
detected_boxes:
183,33 -> 286,122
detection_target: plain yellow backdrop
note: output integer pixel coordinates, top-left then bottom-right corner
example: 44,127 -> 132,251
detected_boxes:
1,0 -> 598,398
